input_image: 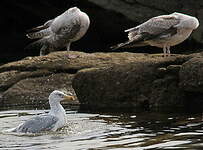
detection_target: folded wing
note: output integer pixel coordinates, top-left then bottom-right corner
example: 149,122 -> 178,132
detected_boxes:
111,15 -> 180,50
16,114 -> 58,133
26,19 -> 54,39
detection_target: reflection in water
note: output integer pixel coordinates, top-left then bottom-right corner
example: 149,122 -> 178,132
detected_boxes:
0,109 -> 203,149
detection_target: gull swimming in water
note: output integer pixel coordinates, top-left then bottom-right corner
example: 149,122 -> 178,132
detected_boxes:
9,90 -> 75,133
26,7 -> 90,58
111,12 -> 199,56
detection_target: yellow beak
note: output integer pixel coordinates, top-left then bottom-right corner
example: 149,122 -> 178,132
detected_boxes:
63,95 -> 75,101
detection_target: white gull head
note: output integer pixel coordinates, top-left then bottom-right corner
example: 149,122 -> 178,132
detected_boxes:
67,7 -> 81,14
49,90 -> 74,106
173,12 -> 199,29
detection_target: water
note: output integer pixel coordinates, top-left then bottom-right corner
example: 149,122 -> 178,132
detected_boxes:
1,109 -> 203,150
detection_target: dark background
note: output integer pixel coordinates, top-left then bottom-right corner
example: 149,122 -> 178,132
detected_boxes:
0,0 -> 202,63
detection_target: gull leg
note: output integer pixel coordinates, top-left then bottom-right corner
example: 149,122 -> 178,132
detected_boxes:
66,42 -> 78,59
163,46 -> 167,57
66,42 -> 71,51
40,45 -> 49,56
166,46 -> 171,56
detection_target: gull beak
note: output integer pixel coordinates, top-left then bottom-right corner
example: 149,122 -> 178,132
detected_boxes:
63,95 -> 75,101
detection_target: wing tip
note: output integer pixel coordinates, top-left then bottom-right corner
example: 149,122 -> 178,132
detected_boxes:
110,45 -> 119,50
125,27 -> 138,33
110,41 -> 130,50
26,34 -> 32,39
124,29 -> 130,32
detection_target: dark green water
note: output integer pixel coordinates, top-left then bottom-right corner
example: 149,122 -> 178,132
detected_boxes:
0,109 -> 203,150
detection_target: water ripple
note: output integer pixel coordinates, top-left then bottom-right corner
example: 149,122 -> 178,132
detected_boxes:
0,110 -> 203,149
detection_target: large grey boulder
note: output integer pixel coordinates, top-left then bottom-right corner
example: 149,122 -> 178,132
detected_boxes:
179,56 -> 203,92
1,51 -> 203,111
72,53 -> 190,111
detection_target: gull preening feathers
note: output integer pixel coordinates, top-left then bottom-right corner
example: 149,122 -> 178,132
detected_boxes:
111,12 -> 199,56
26,7 -> 90,57
9,90 -> 75,133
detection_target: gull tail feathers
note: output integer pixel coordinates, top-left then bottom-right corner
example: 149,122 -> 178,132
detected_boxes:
111,40 -> 147,50
3,127 -> 17,133
110,40 -> 132,50
24,39 -> 46,50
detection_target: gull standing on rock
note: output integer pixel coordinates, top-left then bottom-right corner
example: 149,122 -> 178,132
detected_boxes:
26,7 -> 90,58
111,12 -> 199,56
7,90 -> 75,133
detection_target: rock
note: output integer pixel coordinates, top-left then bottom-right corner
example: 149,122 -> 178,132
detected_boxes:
150,75 -> 185,109
0,51 -> 147,107
0,70 -> 52,91
2,73 -> 76,107
1,50 -> 203,111
179,57 -> 203,92
72,53 -> 191,111
166,65 -> 182,75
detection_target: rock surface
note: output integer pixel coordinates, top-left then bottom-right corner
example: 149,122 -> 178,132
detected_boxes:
0,51 -> 203,111
179,56 -> 203,92
72,53 -> 191,111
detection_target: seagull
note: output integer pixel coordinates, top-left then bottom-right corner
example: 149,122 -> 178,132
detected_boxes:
111,12 -> 199,56
26,7 -> 90,58
9,90 -> 75,133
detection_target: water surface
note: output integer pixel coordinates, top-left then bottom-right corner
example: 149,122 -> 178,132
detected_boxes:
1,109 -> 203,149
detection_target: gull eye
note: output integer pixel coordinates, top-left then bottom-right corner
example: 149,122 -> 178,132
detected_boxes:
57,93 -> 64,98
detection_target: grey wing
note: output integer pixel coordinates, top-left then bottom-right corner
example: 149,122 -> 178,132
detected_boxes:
126,15 -> 180,41
26,19 -> 54,39
17,114 -> 58,133
111,15 -> 179,50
